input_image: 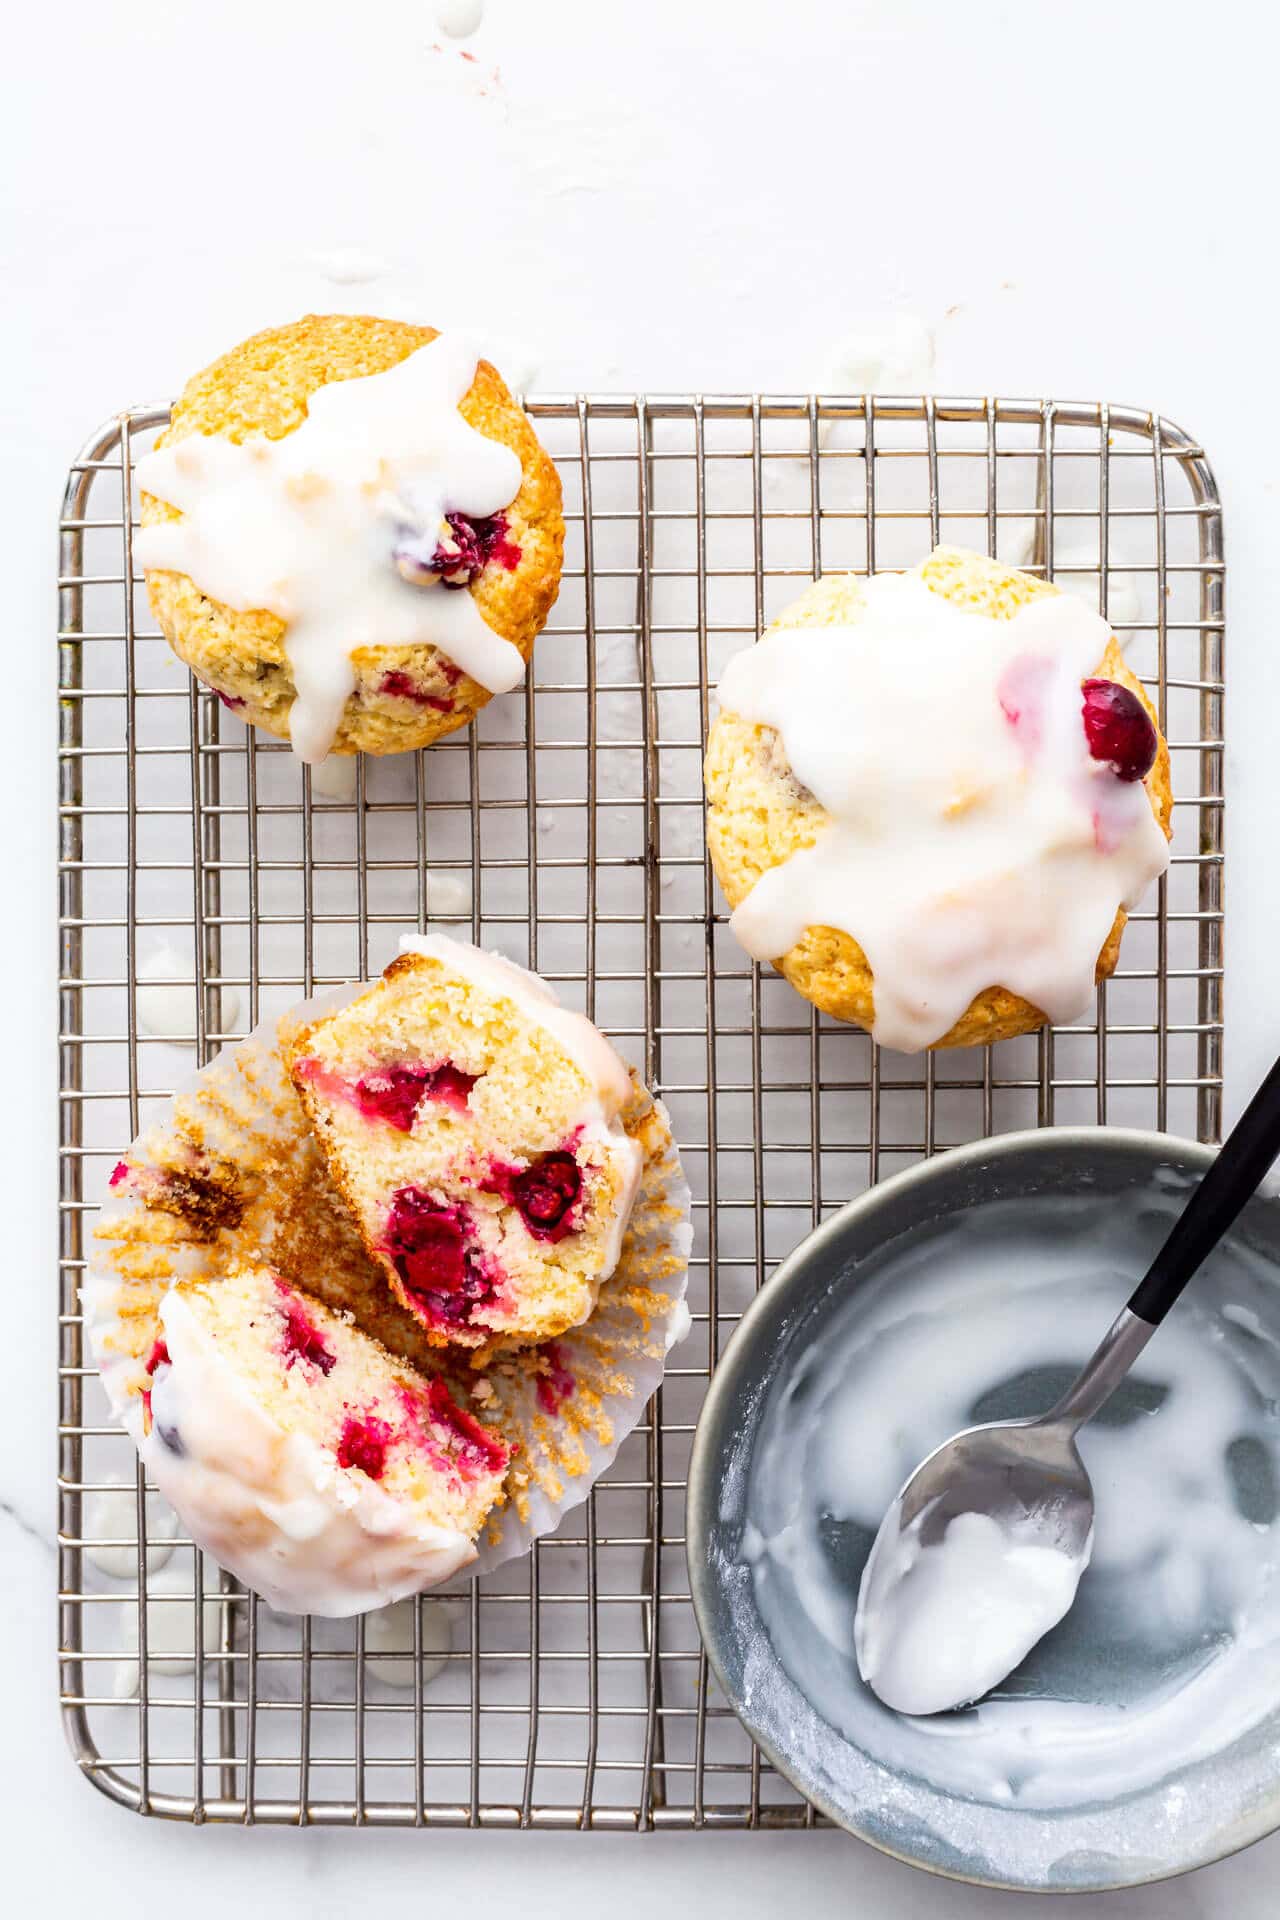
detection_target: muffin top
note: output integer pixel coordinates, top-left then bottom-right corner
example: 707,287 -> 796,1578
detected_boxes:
707,549 -> 1172,1052
136,314 -> 563,762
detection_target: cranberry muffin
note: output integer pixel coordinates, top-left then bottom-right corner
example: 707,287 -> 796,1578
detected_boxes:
704,547 -> 1173,1051
136,314 -> 563,761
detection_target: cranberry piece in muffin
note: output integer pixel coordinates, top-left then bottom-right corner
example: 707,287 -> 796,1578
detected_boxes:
283,936 -> 644,1351
122,1262 -> 509,1615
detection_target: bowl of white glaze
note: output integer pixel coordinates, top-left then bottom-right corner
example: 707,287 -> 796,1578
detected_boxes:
687,1129 -> 1280,1893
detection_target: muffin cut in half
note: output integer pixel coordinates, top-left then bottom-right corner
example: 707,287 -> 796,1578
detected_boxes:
284,937 -> 645,1352
140,1261 -> 509,1616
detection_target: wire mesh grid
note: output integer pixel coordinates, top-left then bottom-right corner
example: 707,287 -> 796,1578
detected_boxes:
58,392 -> 1224,1827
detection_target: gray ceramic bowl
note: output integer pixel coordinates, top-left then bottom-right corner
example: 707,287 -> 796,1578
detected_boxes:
687,1128 -> 1280,1894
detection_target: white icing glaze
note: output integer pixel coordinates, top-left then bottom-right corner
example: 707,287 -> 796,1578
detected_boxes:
135,334 -> 525,764
111,1561 -> 228,1695
83,1474 -> 178,1578
745,1196 -> 1280,1809
424,869 -> 472,918
822,314 -> 936,396
136,1289 -> 476,1616
855,1504 -> 1083,1717
397,934 -> 644,1280
363,1596 -> 453,1687
435,0 -> 484,35
136,941 -> 241,1043
717,571 -> 1169,1051
664,1298 -> 693,1353
1054,541 -> 1144,632
309,753 -> 360,800
398,935 -> 634,1114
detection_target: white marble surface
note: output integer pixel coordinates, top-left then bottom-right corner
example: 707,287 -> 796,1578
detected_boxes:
5,0 -> 1280,1909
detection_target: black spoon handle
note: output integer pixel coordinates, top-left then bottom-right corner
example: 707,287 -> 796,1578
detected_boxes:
1128,1053 -> 1280,1326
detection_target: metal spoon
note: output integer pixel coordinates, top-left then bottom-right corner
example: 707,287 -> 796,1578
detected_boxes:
855,1054 -> 1280,1718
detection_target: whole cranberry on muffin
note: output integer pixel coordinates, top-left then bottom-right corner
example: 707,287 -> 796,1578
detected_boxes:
135,314 -> 563,763
704,547 -> 1173,1052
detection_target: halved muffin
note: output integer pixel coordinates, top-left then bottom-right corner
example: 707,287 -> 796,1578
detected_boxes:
283,938 -> 646,1352
137,1261 -> 508,1615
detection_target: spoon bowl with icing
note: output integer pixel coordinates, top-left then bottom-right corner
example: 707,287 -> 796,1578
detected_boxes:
687,1126 -> 1280,1891
855,1051 -> 1280,1719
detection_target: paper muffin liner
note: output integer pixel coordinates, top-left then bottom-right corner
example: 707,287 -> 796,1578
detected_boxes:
85,980 -> 693,1597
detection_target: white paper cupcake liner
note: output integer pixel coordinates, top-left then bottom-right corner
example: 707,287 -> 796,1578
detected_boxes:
84,981 -> 692,1606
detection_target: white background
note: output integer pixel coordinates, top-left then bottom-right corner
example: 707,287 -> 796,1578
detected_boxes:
4,0 -> 1279,1911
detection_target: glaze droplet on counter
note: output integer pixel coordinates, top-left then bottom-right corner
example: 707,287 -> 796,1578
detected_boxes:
134,334 -> 524,764
717,572 -> 1169,1051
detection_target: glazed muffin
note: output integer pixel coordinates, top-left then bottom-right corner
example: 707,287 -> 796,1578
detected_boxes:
283,937 -> 646,1353
135,314 -> 564,763
704,546 -> 1173,1052
132,1262 -> 509,1615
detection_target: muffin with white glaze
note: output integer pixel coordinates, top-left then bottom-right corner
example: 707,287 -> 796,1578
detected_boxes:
124,1261 -> 509,1616
135,314 -> 563,763
283,936 -> 647,1353
704,547 -> 1173,1051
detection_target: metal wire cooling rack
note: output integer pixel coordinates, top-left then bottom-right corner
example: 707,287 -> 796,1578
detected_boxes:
58,394 -> 1224,1827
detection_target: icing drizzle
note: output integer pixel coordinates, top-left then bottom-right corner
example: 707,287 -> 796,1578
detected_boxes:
717,571 -> 1170,1051
135,334 -> 525,763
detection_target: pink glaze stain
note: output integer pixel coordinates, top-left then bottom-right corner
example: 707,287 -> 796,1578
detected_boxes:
273,1280 -> 337,1377
108,1161 -> 130,1189
534,1340 -> 576,1416
336,1413 -> 392,1480
997,654 -> 1054,756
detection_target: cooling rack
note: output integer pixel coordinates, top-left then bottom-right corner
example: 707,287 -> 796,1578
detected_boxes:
58,394 -> 1224,1826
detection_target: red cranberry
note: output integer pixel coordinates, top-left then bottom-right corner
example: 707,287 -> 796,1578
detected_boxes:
475,513 -> 523,574
378,670 -> 454,713
274,1283 -> 337,1376
512,1153 -> 582,1238
108,1161 -> 130,1189
423,1063 -> 479,1112
392,511 -> 523,592
382,1189 -> 500,1326
384,1189 -> 468,1291
354,1063 -> 431,1131
355,1061 -> 478,1130
424,1377 -> 509,1477
145,1339 -> 170,1374
336,1413 -> 392,1480
534,1340 -> 576,1416
1081,678 -> 1158,783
